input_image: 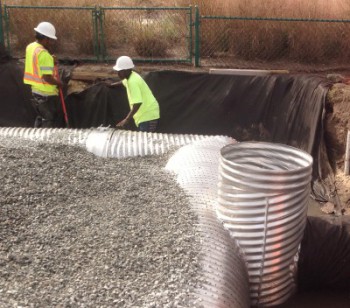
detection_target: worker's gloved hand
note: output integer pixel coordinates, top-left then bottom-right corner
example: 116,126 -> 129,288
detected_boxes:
57,79 -> 64,89
105,81 -> 114,88
116,118 -> 129,128
52,55 -> 59,65
107,81 -> 122,88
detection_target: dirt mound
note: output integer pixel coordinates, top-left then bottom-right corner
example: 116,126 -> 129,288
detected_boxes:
326,79 -> 350,211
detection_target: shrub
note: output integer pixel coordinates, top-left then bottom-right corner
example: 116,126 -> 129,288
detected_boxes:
133,31 -> 168,57
200,20 -> 231,57
231,21 -> 289,61
130,16 -> 174,57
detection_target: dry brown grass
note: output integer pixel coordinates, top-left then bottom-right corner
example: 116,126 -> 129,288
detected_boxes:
5,0 -> 350,17
179,0 -> 350,18
3,0 -> 350,63
134,33 -> 168,57
4,0 -> 180,6
181,0 -> 350,63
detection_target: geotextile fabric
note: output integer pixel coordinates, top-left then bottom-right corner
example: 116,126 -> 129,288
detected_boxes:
0,61 -> 35,127
66,84 -> 132,129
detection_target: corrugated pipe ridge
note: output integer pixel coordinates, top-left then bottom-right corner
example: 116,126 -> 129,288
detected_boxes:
165,138 -> 251,308
85,128 -> 217,158
0,127 -> 91,146
217,142 -> 313,307
0,127 -> 217,158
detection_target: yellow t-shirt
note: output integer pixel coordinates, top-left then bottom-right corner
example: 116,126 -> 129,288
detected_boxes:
122,71 -> 160,127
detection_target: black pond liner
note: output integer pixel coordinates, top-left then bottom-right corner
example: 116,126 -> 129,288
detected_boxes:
278,215 -> 350,307
299,216 -> 350,293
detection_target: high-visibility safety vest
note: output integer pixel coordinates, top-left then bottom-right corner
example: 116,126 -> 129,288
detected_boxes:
23,42 -> 58,96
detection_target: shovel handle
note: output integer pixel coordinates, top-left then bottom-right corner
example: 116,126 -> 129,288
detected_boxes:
54,65 -> 70,127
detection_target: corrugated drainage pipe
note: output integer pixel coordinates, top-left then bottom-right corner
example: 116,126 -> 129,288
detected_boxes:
84,128 -> 219,158
0,127 -> 91,146
216,142 -> 313,307
0,127 -> 220,158
165,138 -> 251,308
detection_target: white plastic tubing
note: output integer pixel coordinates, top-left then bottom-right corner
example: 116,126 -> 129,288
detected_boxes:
217,142 -> 313,307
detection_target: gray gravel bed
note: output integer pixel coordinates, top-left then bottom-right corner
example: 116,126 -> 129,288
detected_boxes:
0,137 -> 202,308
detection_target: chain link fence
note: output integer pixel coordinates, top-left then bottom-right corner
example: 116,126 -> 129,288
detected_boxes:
3,5 -> 98,61
100,6 -> 193,63
0,2 -> 4,46
3,5 -> 193,64
199,16 -> 350,71
2,4 -> 350,71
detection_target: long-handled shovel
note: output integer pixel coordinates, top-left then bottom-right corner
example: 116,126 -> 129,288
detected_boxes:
59,86 -> 69,127
54,65 -> 70,127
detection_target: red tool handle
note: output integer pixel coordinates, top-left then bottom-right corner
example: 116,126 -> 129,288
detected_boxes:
54,65 -> 69,127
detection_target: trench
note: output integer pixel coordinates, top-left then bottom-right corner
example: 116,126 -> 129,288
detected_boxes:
1,60 -> 350,307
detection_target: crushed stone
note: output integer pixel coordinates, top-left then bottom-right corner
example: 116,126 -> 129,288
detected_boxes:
0,137 -> 202,308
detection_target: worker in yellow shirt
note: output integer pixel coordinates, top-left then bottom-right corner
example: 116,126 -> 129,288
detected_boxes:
110,56 -> 160,132
24,22 -> 63,128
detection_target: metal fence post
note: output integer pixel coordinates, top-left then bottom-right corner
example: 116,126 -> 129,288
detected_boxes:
0,0 -> 4,46
4,4 -> 10,55
194,5 -> 200,67
92,6 -> 100,61
98,7 -> 106,62
188,5 -> 193,65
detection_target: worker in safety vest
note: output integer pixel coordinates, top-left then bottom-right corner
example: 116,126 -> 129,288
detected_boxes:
24,22 -> 64,128
109,56 -> 160,132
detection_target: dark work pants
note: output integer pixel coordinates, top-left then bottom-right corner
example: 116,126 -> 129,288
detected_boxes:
138,119 -> 159,132
31,93 -> 64,128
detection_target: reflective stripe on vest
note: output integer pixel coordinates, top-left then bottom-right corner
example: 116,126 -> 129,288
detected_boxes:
24,46 -> 49,84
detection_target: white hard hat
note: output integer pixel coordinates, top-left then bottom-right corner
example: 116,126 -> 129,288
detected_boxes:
113,56 -> 135,71
34,22 -> 57,40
